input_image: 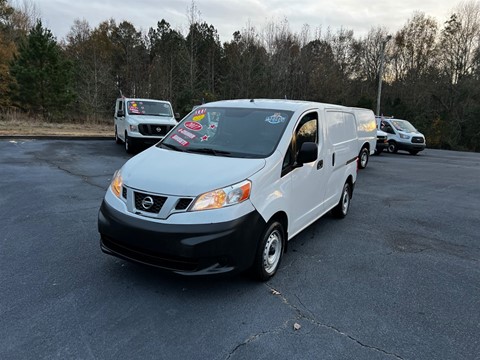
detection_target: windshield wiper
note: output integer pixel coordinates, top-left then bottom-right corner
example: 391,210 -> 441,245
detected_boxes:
158,143 -> 184,152
185,147 -> 232,156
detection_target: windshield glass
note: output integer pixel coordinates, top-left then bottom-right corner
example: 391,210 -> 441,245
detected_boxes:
158,107 -> 293,158
391,119 -> 417,133
127,101 -> 172,116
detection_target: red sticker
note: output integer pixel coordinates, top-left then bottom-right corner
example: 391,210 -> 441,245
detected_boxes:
178,128 -> 196,139
171,134 -> 190,146
195,108 -> 207,116
185,121 -> 203,131
201,135 -> 209,142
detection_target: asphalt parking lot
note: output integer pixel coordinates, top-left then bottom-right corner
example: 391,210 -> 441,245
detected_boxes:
1,139 -> 479,360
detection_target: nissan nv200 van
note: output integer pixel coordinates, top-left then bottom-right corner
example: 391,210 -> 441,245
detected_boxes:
99,99 -> 361,280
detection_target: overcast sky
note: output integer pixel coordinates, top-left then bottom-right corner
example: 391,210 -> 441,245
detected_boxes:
33,0 -> 457,42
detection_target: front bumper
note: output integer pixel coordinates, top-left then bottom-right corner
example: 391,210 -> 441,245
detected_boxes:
397,142 -> 426,152
98,200 -> 266,275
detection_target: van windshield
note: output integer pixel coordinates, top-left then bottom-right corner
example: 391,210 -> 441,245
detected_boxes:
127,101 -> 172,116
158,107 -> 293,158
391,119 -> 417,133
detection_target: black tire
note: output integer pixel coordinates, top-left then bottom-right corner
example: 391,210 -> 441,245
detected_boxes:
359,147 -> 369,169
251,221 -> 285,281
125,132 -> 134,154
387,141 -> 398,153
332,182 -> 351,219
409,150 -> 419,155
115,127 -> 122,144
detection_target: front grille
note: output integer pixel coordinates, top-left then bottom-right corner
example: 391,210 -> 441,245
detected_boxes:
175,198 -> 193,210
412,136 -> 424,144
134,192 -> 167,213
138,124 -> 173,136
122,186 -> 127,199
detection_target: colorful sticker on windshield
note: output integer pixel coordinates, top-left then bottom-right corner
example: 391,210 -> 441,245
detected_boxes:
265,113 -> 286,124
185,121 -> 203,131
195,108 -> 207,115
178,128 -> 196,139
201,135 -> 209,142
209,124 -> 216,129
129,102 -> 141,114
193,114 -> 205,122
171,134 -> 190,146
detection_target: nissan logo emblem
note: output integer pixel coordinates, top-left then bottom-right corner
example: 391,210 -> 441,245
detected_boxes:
141,196 -> 154,210
156,127 -> 162,133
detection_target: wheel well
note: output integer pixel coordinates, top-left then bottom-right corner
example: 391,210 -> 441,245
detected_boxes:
362,143 -> 370,151
268,211 -> 289,252
346,175 -> 354,198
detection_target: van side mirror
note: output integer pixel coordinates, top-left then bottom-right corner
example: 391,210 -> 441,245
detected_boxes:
175,113 -> 181,120
296,142 -> 318,167
117,110 -> 125,117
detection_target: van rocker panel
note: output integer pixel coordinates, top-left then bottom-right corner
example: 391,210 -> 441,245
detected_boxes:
98,200 -> 266,275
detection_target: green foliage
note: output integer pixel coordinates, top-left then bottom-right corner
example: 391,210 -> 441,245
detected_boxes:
10,20 -> 74,118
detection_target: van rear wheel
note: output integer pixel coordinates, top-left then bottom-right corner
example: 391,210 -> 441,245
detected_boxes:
359,147 -> 369,169
251,221 -> 285,281
332,182 -> 351,218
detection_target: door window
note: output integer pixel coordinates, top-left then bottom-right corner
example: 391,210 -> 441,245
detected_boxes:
282,112 -> 318,176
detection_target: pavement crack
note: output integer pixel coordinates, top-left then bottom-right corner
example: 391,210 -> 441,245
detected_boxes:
264,284 -> 405,360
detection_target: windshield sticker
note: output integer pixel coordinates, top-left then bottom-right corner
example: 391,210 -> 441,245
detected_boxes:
171,134 -> 190,146
193,114 -> 205,122
178,128 -> 196,139
201,135 -> 209,142
195,108 -> 207,115
185,121 -> 203,131
265,113 -> 286,124
209,124 -> 216,129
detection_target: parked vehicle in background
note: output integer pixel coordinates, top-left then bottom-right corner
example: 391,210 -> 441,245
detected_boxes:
99,99 -> 359,281
114,97 -> 180,153
376,116 -> 426,155
352,108 -> 377,169
375,129 -> 388,154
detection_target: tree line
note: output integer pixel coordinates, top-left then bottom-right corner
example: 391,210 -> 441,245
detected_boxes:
1,0 -> 479,151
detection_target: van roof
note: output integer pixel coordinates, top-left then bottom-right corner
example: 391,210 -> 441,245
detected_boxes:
118,97 -> 171,104
205,99 -> 348,112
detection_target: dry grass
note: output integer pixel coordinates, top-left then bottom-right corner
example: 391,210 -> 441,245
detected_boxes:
0,117 -> 114,137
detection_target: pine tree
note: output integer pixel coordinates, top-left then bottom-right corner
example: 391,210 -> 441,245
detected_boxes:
10,20 -> 74,118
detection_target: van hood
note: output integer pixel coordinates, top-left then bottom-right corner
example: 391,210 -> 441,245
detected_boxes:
121,146 -> 266,196
128,114 -> 176,124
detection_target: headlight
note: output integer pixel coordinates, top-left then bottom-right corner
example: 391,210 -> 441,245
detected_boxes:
129,124 -> 139,132
110,170 -> 123,197
191,180 -> 251,211
400,133 -> 410,139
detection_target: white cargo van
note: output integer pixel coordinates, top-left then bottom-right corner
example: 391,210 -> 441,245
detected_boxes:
352,108 -> 377,168
99,99 -> 360,280
114,97 -> 179,153
376,116 -> 426,155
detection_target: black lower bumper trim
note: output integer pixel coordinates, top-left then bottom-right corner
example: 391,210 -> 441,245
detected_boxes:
98,200 -> 266,275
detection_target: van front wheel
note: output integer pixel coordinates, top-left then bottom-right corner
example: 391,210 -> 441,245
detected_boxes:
125,132 -> 134,154
387,141 -> 398,153
252,221 -> 285,281
332,182 -> 351,218
359,147 -> 369,169
115,127 -> 122,144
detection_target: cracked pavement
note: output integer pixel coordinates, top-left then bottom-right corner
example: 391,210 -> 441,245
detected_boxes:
1,139 -> 479,359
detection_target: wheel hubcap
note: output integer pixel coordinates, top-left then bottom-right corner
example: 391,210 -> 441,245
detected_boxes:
263,230 -> 282,274
361,151 -> 367,166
